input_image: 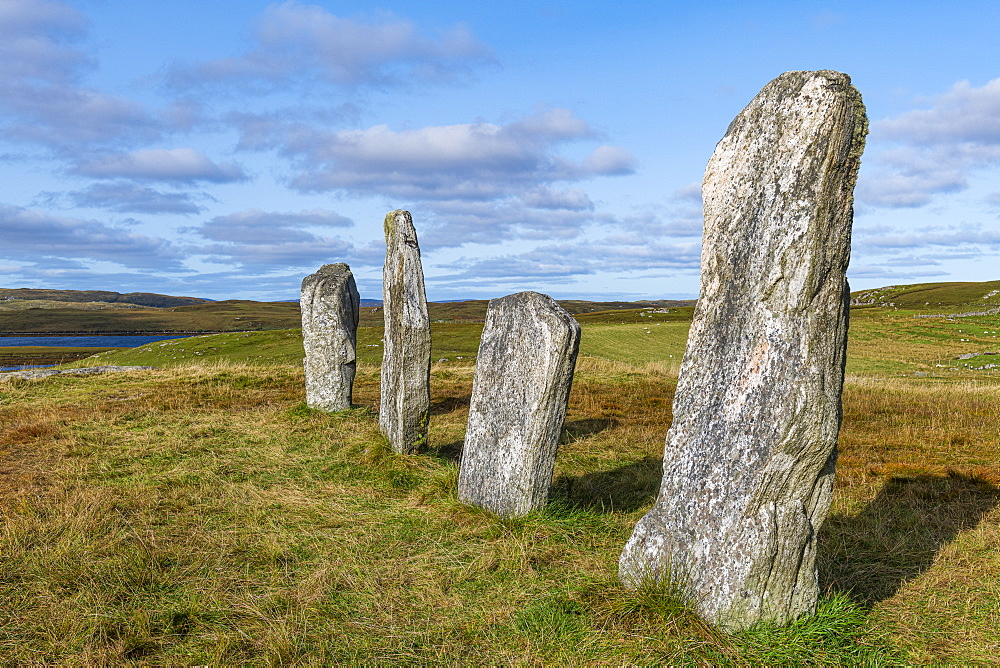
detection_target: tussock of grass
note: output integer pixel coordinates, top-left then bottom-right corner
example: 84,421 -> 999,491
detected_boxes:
730,594 -> 903,665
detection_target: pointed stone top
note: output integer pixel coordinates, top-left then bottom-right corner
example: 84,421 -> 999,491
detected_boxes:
384,209 -> 414,235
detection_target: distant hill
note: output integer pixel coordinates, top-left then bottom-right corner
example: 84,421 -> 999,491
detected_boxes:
558,299 -> 696,313
357,298 -> 697,326
0,288 -> 210,308
0,300 -> 301,334
850,280 -> 1000,313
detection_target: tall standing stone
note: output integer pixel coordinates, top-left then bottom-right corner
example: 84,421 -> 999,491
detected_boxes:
380,210 -> 431,454
301,263 -> 360,412
619,71 -> 867,630
458,291 -> 581,517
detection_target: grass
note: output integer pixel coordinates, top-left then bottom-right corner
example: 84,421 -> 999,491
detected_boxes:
1,346 -> 121,367
0,307 -> 998,662
851,279 -> 1000,311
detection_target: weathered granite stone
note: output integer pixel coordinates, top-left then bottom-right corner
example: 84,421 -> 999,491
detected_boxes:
380,210 -> 431,454
300,263 -> 360,412
458,291 -> 581,517
619,71 -> 867,630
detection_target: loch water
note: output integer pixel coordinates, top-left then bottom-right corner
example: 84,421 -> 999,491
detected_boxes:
0,335 -> 189,348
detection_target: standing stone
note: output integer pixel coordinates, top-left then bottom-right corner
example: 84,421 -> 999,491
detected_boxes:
380,210 -> 431,454
458,291 -> 581,517
619,71 -> 867,630
301,263 -> 360,412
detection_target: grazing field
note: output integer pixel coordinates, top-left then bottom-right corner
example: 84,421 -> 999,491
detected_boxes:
1,303 -> 998,663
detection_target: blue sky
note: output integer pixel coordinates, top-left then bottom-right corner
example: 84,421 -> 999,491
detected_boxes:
1,0 -> 999,301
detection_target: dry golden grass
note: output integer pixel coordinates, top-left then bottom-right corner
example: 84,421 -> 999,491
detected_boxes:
0,353 -> 996,662
820,375 -> 1000,663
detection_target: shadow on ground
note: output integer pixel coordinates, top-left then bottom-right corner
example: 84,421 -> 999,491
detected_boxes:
819,472 -> 1000,606
431,439 -> 463,462
429,394 -> 471,415
550,456 -> 662,513
428,412 -> 615,464
560,418 -> 615,443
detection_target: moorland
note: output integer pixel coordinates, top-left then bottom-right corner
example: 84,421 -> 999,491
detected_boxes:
0,281 -> 998,663
0,293 -> 691,367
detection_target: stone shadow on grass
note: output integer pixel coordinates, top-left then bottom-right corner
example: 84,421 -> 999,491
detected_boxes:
427,413 -> 614,464
429,394 -> 471,415
549,456 -> 662,513
819,472 -> 1000,606
560,418 -> 615,443
431,439 -> 463,462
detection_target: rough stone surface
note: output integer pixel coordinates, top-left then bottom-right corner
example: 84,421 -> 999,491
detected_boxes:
0,366 -> 156,381
380,210 -> 431,454
300,263 -> 360,412
458,291 -> 581,517
619,71 -> 867,630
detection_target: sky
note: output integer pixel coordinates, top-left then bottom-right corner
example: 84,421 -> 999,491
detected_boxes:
1,0 -> 999,302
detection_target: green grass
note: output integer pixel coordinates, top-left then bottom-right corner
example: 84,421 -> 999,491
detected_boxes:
579,322 -> 688,368
852,279 -> 1000,312
847,309 -> 1000,375
49,304 -> 1000,379
0,360 -> 916,663
58,324 -> 484,370
1,299 -> 998,662
61,329 -> 308,368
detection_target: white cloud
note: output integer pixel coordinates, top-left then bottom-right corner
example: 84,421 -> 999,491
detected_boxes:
847,265 -> 949,281
196,208 -> 353,244
858,77 -> 1000,210
674,182 -> 703,204
855,161 -> 966,208
196,238 -> 355,272
584,145 -> 634,175
519,187 -> 594,211
0,0 -> 88,81
857,224 -> 1000,250
0,202 -> 181,269
437,237 -> 702,289
878,78 -> 1000,146
63,182 -> 212,215
189,208 -> 356,272
267,109 -> 633,200
0,0 -> 161,148
75,148 -> 247,183
416,200 -> 608,249
169,2 -> 493,90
